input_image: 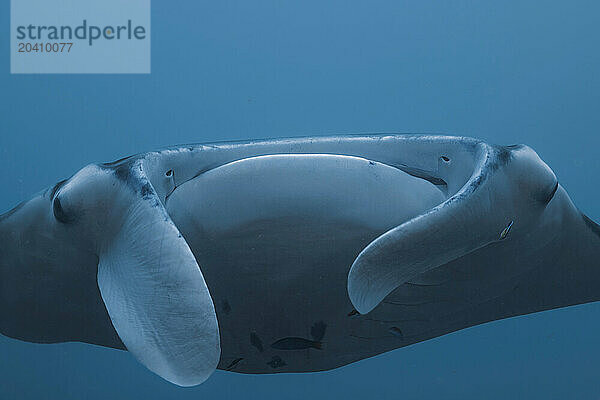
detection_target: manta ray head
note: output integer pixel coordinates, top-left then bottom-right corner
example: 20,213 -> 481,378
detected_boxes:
1,161 -> 220,387
347,141 -> 564,314
0,164 -> 124,348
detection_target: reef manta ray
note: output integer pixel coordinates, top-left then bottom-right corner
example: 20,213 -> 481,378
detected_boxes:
1,135 -> 599,386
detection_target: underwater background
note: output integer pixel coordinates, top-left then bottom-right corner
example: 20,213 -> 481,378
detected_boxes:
1,1 -> 600,398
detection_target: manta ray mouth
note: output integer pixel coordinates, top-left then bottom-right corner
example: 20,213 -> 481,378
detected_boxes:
161,152 -> 451,209
163,153 -> 448,235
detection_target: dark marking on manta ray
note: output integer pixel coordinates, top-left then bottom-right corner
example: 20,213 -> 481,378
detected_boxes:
450,147 -> 512,202
225,357 -> 243,371
111,161 -> 136,185
392,162 -> 447,187
270,321 -> 327,350
140,182 -> 153,200
349,334 -> 374,340
110,162 -> 162,208
349,327 -> 405,341
250,332 -> 264,352
311,320 -> 327,341
221,300 -> 231,315
388,327 -> 404,339
459,172 -> 486,198
271,337 -> 323,350
347,309 -> 360,317
267,355 -> 286,369
496,147 -> 513,165
582,213 -> 600,239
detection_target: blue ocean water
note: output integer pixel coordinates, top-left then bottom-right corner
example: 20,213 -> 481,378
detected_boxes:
1,1 -> 600,398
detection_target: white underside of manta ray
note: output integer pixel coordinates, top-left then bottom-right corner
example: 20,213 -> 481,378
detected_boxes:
1,135 -> 599,386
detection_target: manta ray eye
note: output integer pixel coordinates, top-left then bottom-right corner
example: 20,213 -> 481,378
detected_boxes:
545,181 -> 559,204
52,196 -> 72,224
536,181 -> 559,205
440,156 -> 450,162
50,179 -> 73,223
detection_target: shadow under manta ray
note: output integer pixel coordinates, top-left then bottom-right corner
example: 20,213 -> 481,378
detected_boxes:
0,134 -> 599,386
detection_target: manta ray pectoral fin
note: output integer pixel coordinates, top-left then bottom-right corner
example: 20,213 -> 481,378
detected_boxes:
347,143 -> 554,314
93,164 -> 220,386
